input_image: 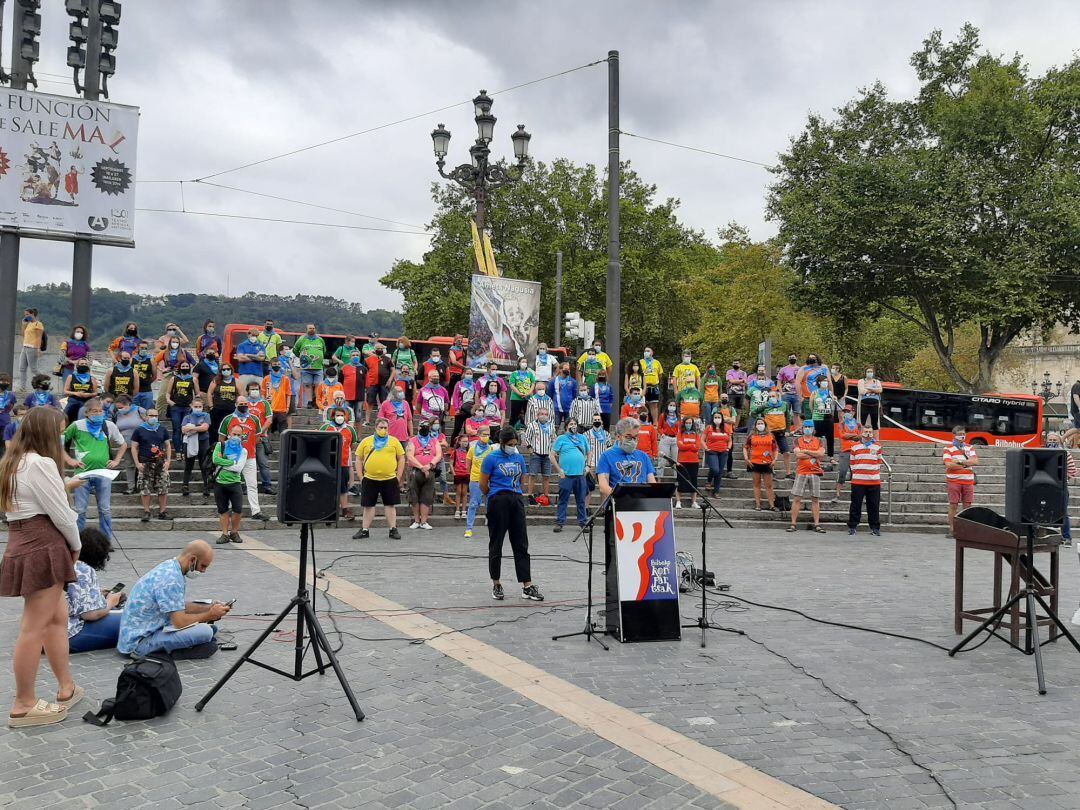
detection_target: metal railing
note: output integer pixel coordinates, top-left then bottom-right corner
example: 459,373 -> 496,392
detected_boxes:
880,453 -> 894,525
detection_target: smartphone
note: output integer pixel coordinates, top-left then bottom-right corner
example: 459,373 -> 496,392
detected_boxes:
109,582 -> 125,593
225,598 -> 236,608
219,641 -> 238,651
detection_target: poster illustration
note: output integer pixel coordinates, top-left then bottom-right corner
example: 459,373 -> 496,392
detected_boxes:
0,89 -> 138,244
613,509 -> 678,602
467,274 -> 541,370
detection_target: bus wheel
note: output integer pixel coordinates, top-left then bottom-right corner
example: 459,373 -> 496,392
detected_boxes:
970,438 -> 988,446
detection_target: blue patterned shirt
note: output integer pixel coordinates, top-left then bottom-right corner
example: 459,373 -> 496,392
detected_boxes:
67,561 -> 107,638
118,559 -> 187,654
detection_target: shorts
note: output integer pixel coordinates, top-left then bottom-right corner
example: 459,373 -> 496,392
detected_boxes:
749,463 -> 773,475
861,400 -> 880,429
366,386 -> 384,406
454,473 -> 470,486
137,459 -> 168,496
728,392 -> 745,411
360,476 -> 400,508
644,385 -> 661,403
408,469 -> 436,506
947,481 -> 975,506
791,474 -> 822,499
300,369 -> 323,387
771,430 -> 789,454
338,466 -> 351,494
528,454 -> 551,476
214,482 -> 244,515
271,412 -> 290,433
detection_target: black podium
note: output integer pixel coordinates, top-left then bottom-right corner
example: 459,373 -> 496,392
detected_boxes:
605,483 -> 681,642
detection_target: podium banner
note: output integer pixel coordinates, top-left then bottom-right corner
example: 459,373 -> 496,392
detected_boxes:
613,508 -> 678,602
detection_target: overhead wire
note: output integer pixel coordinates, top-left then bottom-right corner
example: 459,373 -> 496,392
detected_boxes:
134,207 -> 432,236
620,130 -> 774,168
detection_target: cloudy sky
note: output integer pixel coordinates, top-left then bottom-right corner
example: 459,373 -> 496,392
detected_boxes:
15,0 -> 1080,311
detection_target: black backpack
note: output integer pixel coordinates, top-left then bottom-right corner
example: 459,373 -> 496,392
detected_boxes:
83,654 -> 182,726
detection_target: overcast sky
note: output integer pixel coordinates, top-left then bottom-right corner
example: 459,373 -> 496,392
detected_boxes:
15,0 -> 1080,311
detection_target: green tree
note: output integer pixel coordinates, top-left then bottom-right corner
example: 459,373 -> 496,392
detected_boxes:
768,24 -> 1080,393
381,158 -> 718,363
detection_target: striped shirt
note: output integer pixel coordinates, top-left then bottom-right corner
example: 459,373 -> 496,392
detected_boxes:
522,421 -> 557,456
585,428 -> 611,469
849,442 -> 882,486
942,444 -> 977,484
570,397 -> 599,426
525,394 -> 555,425
1068,451 -> 1078,481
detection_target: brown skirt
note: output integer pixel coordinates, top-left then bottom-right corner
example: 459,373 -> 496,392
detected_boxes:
0,515 -> 77,597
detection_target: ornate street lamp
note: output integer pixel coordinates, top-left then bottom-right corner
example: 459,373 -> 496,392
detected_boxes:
431,89 -> 531,232
1031,370 -> 1063,402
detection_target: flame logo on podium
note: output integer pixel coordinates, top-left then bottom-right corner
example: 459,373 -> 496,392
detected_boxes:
614,510 -> 676,601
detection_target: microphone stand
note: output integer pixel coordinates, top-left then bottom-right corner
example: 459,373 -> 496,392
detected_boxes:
552,494 -> 614,650
662,452 -> 744,648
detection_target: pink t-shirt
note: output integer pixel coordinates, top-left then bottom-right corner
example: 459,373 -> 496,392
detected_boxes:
378,399 -> 411,442
408,435 -> 440,467
776,365 -> 799,393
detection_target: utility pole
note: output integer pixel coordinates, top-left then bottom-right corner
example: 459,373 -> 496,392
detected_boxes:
605,50 -> 621,408
554,250 -> 562,347
70,1 -> 102,330
0,1 -> 27,379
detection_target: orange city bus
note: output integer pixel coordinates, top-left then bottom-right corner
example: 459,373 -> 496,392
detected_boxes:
844,381 -> 1043,447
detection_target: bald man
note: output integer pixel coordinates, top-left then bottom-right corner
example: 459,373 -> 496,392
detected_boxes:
118,540 -> 232,657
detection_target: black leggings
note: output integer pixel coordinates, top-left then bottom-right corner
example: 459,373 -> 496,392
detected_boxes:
183,445 -> 211,493
487,490 -> 531,583
509,399 -> 528,426
814,414 -> 835,457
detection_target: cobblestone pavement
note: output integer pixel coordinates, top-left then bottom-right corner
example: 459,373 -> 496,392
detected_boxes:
2,520 -> 1080,809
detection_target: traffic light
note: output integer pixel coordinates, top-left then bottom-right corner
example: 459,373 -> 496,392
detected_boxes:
564,312 -> 584,340
18,0 -> 42,84
67,0 -> 89,77
98,1 -> 121,97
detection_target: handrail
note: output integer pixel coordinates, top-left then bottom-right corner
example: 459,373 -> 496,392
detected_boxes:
880,454 -> 894,525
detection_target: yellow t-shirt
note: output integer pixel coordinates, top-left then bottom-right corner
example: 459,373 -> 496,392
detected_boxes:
672,363 -> 700,392
641,357 -> 664,386
466,441 -> 495,483
355,435 -> 404,481
22,320 -> 43,349
577,351 -> 613,371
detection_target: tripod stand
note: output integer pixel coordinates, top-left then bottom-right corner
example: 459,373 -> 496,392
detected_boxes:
663,452 -> 744,648
195,523 -> 365,720
950,523 -> 1080,695
552,497 -> 612,650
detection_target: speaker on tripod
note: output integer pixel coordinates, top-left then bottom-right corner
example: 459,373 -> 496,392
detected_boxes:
1005,448 -> 1067,528
277,430 -> 341,525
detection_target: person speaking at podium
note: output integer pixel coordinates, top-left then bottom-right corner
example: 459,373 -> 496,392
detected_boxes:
597,418 -> 658,498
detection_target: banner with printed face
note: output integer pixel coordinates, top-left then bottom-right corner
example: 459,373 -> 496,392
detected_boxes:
467,274 -> 541,370
612,508 -> 679,602
0,89 -> 138,244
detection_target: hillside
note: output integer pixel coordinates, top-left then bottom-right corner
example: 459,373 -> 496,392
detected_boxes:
16,284 -> 403,349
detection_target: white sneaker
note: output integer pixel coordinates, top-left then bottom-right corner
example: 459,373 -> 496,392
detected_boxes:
674,501 -> 683,509
420,522 -> 433,530
409,521 -> 421,530
1072,605 -> 1080,627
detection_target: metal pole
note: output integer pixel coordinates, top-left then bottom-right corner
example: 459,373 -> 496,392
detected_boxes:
0,1 -> 26,380
554,251 -> 563,347
71,1 -> 102,330
605,50 -> 621,407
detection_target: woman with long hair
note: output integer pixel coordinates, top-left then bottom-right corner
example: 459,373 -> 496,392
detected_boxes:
0,406 -> 86,727
674,416 -> 703,509
59,325 -> 91,385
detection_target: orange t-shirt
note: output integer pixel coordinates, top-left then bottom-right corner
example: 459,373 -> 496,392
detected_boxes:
745,433 -> 778,466
795,435 -> 824,476
263,375 -> 293,414
636,424 -> 658,458
703,426 -> 731,453
676,431 -> 701,464
316,381 -> 344,411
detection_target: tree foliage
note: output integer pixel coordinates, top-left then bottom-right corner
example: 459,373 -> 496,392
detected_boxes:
768,24 -> 1080,393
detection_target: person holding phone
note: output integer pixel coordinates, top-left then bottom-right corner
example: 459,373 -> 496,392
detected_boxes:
67,528 -> 124,653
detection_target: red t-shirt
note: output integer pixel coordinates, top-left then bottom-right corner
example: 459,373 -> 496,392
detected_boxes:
796,435 -> 824,476
636,424 -> 658,458
703,426 -> 731,453
341,364 -> 362,400
365,354 -> 381,387
676,431 -> 701,464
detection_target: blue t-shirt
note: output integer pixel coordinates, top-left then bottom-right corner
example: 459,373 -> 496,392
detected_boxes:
181,411 -> 212,448
235,339 -> 266,376
67,561 -> 108,638
117,559 -> 187,654
3,419 -> 19,443
481,448 -> 526,496
131,424 -> 171,460
552,433 -> 588,476
596,447 -> 656,488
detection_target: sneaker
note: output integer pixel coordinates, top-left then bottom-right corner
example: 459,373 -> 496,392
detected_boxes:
157,511 -> 171,520
420,522 -> 433,530
341,508 -> 355,521
553,524 -> 563,533
674,502 -> 683,509
216,533 -> 231,545
253,512 -> 270,523
527,495 -> 538,506
230,532 -> 243,543
848,528 -> 857,536
492,583 -> 505,600
522,585 -> 545,602
464,529 -> 473,538
870,529 -> 881,537
388,528 -> 401,539
140,511 -> 151,523
260,487 -> 277,496
352,528 -> 370,540
409,521 -> 421,530
181,487 -> 190,498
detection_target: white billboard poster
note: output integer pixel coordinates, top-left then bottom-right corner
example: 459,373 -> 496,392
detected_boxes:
0,89 -> 138,244
467,274 -> 541,370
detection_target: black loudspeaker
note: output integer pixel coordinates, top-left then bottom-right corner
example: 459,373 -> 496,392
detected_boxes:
277,430 -> 341,525
1005,448 -> 1067,527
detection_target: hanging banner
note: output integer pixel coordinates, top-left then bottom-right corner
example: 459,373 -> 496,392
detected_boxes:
0,89 -> 139,245
469,220 -> 489,275
467,274 -> 541,369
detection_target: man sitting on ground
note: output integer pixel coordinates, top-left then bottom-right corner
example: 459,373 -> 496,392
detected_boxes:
117,540 -> 231,657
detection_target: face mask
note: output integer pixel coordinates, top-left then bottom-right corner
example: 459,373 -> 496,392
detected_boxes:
505,446 -> 520,456
23,316 -> 31,322
38,383 -> 50,391
147,418 -> 159,428
713,419 -> 722,426
593,421 -> 603,429
76,365 -> 89,374
667,405 -> 676,412
237,405 -> 249,415
954,437 -> 965,446
818,382 -> 828,390
579,391 -> 589,399
270,365 -> 281,373
808,358 -> 818,365
87,413 -> 104,426
768,398 -> 778,407
644,351 -> 652,358
863,435 -> 874,444
519,362 -> 528,369
733,363 -> 740,370
398,343 -> 405,349
184,563 -> 201,580
561,369 -> 569,376
866,371 -> 874,378
419,425 -> 430,436
351,356 -> 361,366
393,391 -> 404,400
593,346 -> 601,352
538,349 -> 547,356
598,377 -> 607,384
179,368 -> 191,375
170,342 -> 180,350
126,328 -> 137,336
618,438 -> 637,453
206,327 -> 215,335
192,407 -> 204,414
431,356 -> 441,363
789,357 -> 797,364
536,387 -> 546,396
376,349 -> 384,356
74,331 -> 84,340
376,427 -> 388,437
0,382 -> 8,391
248,391 -> 261,401
326,373 -> 337,381
720,397 -> 728,404
334,416 -> 345,425
682,356 -> 691,363
222,369 -> 233,377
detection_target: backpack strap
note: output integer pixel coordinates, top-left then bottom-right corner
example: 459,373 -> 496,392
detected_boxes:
82,680 -> 136,727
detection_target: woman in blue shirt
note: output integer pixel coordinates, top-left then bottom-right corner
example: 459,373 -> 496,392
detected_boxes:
480,426 -> 544,603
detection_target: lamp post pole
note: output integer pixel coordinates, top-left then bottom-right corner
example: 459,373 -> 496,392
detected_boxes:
554,250 -> 563,347
0,1 -> 28,379
71,0 -> 101,331
606,50 -> 621,407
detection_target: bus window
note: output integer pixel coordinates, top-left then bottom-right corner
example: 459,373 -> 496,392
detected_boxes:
882,389 -> 915,427
967,408 -> 994,432
1009,409 -> 1037,435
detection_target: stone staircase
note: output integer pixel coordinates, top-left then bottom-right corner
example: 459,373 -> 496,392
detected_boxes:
75,408 -> 1073,536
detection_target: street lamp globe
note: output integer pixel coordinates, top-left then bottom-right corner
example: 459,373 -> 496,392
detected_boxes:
473,89 -> 493,118
469,141 -> 485,169
431,123 -> 451,158
476,113 -> 496,143
512,124 -> 531,161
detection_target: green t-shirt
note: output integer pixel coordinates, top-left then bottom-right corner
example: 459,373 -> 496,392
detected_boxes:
810,389 -> 834,420
63,420 -> 121,471
257,330 -> 283,359
392,348 -> 418,372
508,370 -> 536,400
212,442 -> 244,485
677,387 -> 702,405
293,335 -> 327,368
581,358 -> 604,387
333,344 -> 359,365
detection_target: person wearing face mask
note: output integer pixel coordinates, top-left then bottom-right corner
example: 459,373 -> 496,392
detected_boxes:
835,406 -> 862,500
153,335 -> 195,416
620,385 -> 646,420
743,419 -> 780,511
507,358 -> 536,428
351,417 -> 406,540
59,325 -> 91,385
256,320 -> 282,363
364,343 -> 395,424
111,395 -> 144,494
1045,433 -> 1076,548
293,326 -> 327,409
592,373 -> 614,429
118,540 -> 230,657
319,407 -> 360,522
596,417 -> 658,498
704,411 -> 732,497
450,433 -> 471,518
0,374 -> 16,459
788,421 -> 827,533
315,365 -> 344,413
674,417 -> 703,509
584,414 -> 612,505
233,329 -> 267,394
62,397 -> 126,540
61,357 -> 98,425
165,361 -> 200,455
261,356 -> 296,434
777,354 -> 803,432
154,323 -> 189,353
194,344 -> 221,393
450,368 -> 478,441
795,354 -> 830,427
676,373 -> 703,423
130,341 -> 157,411
17,308 -> 44,392
447,335 -> 467,392
625,360 -> 645,403
417,370 -> 450,428
105,351 -> 139,403
534,343 -> 558,384
130,408 -> 173,522
549,418 -> 589,532
671,351 -> 700,397
217,396 -> 270,523
374,381 -> 412,441
576,340 -> 612,374
640,347 -> 665,424
421,349 -> 449,388
808,376 -> 837,461
3,403 -> 27,450
943,425 -> 978,538
751,392 -> 793,478
552,363 -> 577,426
635,407 -> 659,463
180,396 -> 213,500
701,365 -> 721,423
578,349 -> 604,389
196,320 -> 222,360
857,366 -> 883,440
480,426 -> 545,602
406,420 -> 442,530
211,423 -> 249,543
244,384 -> 274,496
26,374 -> 62,412
522,407 -> 555,506
331,334 -> 359,368
725,359 -> 748,415
339,351 -> 365,422
108,321 -> 140,363
477,379 -> 505,425
463,425 -> 495,538
207,362 -> 240,438
847,427 -> 884,537
569,385 -> 599,429
391,337 -> 419,382
525,380 -> 555,426
464,403 -> 491,444
830,363 -> 847,402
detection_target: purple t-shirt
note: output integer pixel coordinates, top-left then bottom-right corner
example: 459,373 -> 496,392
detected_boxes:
776,365 -> 799,393
725,369 -> 747,393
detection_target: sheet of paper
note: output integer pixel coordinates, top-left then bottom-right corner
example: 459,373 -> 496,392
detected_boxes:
75,468 -> 120,481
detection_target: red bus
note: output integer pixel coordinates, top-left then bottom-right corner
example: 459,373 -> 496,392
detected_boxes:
844,381 -> 1043,447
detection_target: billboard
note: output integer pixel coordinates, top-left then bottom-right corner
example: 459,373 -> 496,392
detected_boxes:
0,89 -> 138,245
467,274 -> 541,370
